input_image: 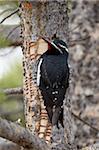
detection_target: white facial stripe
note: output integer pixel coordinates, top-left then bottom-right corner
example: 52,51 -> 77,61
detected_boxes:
59,44 -> 69,52
65,47 -> 69,52
59,44 -> 66,48
51,42 -> 63,54
37,58 -> 43,86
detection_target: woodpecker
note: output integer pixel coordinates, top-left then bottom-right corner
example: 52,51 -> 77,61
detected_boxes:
37,38 -> 69,128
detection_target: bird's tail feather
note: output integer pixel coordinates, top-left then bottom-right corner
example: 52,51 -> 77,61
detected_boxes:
52,107 -> 62,127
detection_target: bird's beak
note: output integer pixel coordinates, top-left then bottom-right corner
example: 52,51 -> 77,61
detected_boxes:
42,37 -> 63,54
42,37 -> 51,44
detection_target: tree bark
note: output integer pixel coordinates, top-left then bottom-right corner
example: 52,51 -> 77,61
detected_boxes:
0,117 -> 98,150
0,87 -> 23,95
19,2 -> 50,143
19,0 -> 76,149
0,138 -> 21,150
0,117 -> 49,150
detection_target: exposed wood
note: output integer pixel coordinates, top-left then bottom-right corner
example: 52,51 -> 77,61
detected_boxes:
19,0 -> 76,148
19,1 -> 50,143
20,1 -> 37,133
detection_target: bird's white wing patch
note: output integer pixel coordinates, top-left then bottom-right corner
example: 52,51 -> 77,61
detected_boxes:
37,58 -> 43,86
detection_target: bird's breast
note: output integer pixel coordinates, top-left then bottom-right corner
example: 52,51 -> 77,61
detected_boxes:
40,55 -> 68,87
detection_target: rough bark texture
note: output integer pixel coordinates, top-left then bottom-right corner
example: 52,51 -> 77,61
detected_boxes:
19,2 -> 35,133
19,2 -> 51,143
1,87 -> 23,95
31,0 -> 69,41
0,117 -> 49,150
31,1 -> 75,148
69,0 -> 99,148
19,0 -> 75,149
0,0 -> 98,149
0,117 -> 98,150
0,138 -> 21,150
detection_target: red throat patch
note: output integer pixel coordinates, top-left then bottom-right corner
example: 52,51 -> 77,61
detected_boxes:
48,43 -> 52,50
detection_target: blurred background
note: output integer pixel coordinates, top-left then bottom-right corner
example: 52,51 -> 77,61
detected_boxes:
0,0 -> 98,148
0,1 -> 24,124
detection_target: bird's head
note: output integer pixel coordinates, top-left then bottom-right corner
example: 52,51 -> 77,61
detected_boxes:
42,37 -> 68,54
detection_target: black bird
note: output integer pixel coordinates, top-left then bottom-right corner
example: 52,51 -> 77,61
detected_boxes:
37,38 -> 70,128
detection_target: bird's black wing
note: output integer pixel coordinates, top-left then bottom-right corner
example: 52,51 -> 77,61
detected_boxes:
39,54 -> 69,126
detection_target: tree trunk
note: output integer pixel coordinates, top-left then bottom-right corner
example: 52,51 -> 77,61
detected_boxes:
19,0 -> 76,149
